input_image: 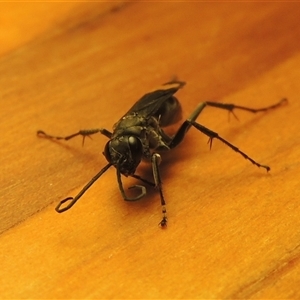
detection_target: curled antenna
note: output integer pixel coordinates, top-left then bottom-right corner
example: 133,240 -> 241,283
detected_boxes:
55,163 -> 113,212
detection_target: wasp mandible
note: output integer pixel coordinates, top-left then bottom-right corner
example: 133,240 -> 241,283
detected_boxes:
38,81 -> 286,227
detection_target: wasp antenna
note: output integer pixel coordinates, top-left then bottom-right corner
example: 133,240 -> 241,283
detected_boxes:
56,197 -> 76,213
55,163 -> 113,213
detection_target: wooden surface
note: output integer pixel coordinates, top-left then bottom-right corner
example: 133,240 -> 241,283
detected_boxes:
1,2 -> 300,299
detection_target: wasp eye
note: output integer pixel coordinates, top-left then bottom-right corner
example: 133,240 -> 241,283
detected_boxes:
103,141 -> 112,162
128,136 -> 143,157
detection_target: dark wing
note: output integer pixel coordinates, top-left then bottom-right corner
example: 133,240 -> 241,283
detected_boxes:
124,81 -> 186,118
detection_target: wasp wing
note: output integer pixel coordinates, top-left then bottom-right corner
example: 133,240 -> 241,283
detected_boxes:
124,81 -> 186,118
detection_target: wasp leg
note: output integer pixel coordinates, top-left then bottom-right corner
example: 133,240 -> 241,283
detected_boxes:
37,128 -> 112,145
130,174 -> 155,187
168,102 -> 207,148
169,98 -> 287,148
168,98 -> 287,171
171,118 -> 270,171
116,166 -> 147,201
151,153 -> 167,227
205,98 -> 287,120
190,121 -> 270,171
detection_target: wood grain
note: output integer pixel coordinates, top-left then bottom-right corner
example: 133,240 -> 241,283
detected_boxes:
1,2 -> 300,298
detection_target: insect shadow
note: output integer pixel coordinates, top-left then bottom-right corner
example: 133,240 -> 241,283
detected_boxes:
37,80 -> 287,227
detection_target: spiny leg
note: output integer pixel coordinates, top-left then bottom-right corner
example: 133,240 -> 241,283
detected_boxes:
169,98 -> 287,149
205,98 -> 287,120
190,121 -> 270,171
151,153 -> 167,227
206,98 -> 287,113
37,128 -> 112,145
170,118 -> 270,171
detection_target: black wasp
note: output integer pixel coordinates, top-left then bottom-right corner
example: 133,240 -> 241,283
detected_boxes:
38,80 -> 286,227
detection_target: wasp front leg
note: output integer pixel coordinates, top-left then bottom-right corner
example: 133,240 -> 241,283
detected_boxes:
151,153 -> 167,227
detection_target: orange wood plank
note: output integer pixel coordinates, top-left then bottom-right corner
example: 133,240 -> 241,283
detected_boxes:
0,2 -> 300,298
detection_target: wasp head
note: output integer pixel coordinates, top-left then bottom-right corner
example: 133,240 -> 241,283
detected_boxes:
103,136 -> 143,175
